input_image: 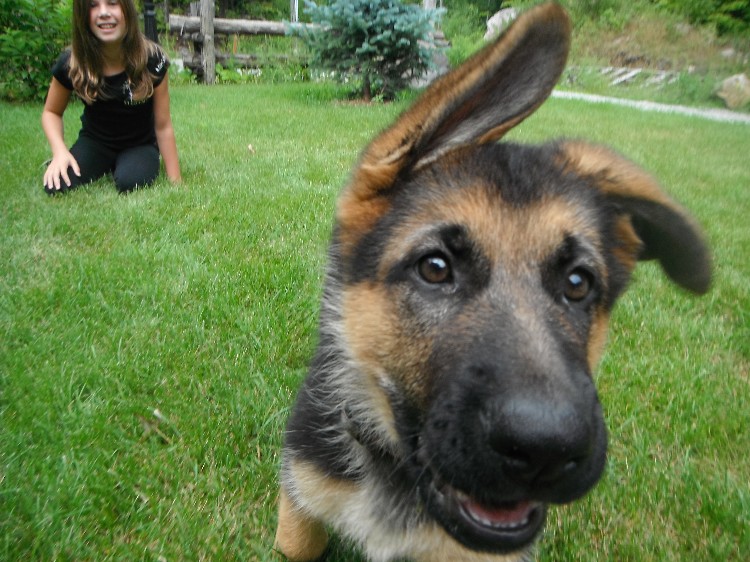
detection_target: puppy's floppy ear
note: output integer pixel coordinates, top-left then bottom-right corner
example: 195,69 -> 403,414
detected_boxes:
560,141 -> 712,295
338,2 -> 571,235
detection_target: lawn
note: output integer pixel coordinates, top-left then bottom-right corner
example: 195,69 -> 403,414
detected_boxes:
1,81 -> 748,561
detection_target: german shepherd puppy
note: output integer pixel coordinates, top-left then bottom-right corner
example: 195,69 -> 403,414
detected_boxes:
275,3 -> 712,561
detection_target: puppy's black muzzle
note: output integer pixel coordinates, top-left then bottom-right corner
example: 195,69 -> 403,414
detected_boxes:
423,352 -> 607,501
410,341 -> 608,553
483,375 -> 606,502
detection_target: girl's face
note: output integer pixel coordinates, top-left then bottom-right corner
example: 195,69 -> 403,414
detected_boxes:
88,0 -> 126,44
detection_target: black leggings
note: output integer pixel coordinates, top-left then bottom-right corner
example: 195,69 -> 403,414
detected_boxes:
45,135 -> 160,195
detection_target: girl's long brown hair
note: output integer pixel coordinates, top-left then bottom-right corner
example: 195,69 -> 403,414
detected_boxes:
69,0 -> 164,104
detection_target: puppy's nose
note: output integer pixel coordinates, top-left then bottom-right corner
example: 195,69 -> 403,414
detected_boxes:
487,396 -> 592,485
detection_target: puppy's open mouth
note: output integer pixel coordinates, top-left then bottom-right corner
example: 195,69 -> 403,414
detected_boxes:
457,492 -> 542,532
427,476 -> 547,551
411,437 -> 546,551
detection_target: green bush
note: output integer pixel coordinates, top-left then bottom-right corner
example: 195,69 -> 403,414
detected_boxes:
656,0 -> 717,25
441,1 -> 486,66
711,0 -> 750,34
289,0 -> 443,100
655,0 -> 750,34
0,0 -> 70,102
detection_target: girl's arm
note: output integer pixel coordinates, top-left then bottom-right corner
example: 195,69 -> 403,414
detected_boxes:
41,77 -> 78,190
153,74 -> 181,183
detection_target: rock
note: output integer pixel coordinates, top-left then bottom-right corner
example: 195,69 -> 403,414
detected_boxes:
716,73 -> 750,109
484,8 -> 517,41
611,68 -> 641,85
411,31 -> 450,88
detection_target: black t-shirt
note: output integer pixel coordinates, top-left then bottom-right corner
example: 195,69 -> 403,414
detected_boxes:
51,49 -> 170,151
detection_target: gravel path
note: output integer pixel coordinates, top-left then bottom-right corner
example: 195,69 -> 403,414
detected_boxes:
552,90 -> 750,125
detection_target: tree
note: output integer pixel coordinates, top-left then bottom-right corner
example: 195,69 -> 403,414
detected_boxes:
0,0 -> 69,101
290,0 -> 443,101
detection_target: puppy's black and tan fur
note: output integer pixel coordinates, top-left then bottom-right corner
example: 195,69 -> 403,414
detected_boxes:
275,3 -> 712,561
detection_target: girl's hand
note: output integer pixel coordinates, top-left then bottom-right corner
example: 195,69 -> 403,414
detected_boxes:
43,151 -> 80,191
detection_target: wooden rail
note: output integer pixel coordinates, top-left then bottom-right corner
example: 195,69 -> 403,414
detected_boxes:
169,15 -> 290,36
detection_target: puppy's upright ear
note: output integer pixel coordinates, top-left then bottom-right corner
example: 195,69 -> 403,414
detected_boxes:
338,2 -> 571,240
560,141 -> 712,295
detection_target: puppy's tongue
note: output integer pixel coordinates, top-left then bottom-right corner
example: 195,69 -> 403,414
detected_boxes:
459,498 -> 536,529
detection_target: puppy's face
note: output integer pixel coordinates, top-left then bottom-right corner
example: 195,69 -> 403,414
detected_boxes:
339,143 -> 642,552
292,3 -> 709,556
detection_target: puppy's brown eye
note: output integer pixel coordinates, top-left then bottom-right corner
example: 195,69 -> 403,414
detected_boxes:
564,268 -> 593,302
418,254 -> 452,284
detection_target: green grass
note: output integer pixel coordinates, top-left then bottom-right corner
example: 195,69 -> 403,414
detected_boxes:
1,82 -> 749,561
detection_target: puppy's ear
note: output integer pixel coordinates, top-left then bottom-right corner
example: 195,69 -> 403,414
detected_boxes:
560,141 -> 712,295
338,2 -> 571,233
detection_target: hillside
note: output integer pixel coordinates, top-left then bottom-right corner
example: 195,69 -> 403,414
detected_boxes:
442,1 -> 750,110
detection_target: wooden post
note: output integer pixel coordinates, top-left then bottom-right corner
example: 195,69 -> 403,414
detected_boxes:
290,0 -> 298,23
200,0 -> 215,84
143,0 -> 158,43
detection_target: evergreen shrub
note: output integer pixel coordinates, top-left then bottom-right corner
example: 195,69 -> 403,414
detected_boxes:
289,0 -> 443,100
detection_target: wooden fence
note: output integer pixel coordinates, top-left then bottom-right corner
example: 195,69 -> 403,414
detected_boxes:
168,11 -> 310,83
167,0 -> 441,84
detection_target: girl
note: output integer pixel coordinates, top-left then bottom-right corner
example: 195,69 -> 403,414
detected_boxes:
42,0 -> 181,194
